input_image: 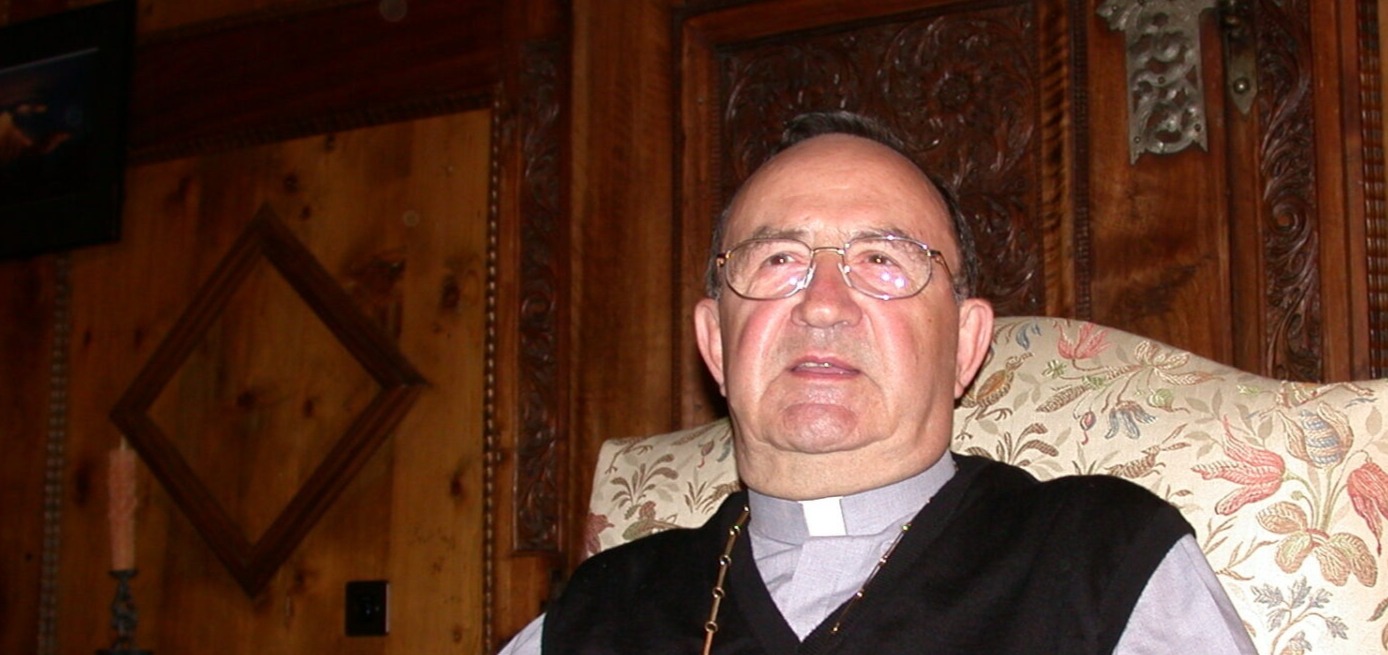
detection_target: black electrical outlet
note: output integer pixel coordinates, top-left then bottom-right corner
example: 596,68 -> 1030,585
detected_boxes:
345,580 -> 389,636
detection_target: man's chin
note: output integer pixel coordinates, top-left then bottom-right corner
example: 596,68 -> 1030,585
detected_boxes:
774,404 -> 864,452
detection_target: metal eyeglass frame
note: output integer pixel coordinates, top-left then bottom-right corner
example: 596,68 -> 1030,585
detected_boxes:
714,235 -> 954,301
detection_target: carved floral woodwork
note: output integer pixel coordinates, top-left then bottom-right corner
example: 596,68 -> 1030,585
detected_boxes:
484,12 -> 569,649
513,40 -> 566,553
718,3 -> 1046,315
1254,0 -> 1322,382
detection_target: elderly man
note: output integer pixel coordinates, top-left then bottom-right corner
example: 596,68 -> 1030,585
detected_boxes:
500,112 -> 1255,654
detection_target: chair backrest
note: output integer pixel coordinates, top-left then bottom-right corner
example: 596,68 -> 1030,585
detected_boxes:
586,316 -> 1388,654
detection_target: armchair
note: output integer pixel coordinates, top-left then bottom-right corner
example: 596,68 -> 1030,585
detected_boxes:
586,317 -> 1388,654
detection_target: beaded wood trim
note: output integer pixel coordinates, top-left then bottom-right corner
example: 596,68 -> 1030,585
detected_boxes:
36,254 -> 72,655
482,92 -> 502,653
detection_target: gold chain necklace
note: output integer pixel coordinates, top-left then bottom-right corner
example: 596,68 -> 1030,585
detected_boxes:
702,506 -> 913,655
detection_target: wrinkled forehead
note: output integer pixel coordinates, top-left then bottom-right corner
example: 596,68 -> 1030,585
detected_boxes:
724,135 -> 955,252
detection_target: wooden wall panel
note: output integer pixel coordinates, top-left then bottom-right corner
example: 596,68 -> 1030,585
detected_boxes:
56,110 -> 490,654
0,258 -> 55,655
566,0 -> 676,574
3,1 -> 570,653
1314,0 -> 1378,380
4,0 -> 300,30
129,0 -> 502,161
1083,8 -> 1234,364
138,0 -> 306,32
4,1 -> 569,652
382,111 -> 488,654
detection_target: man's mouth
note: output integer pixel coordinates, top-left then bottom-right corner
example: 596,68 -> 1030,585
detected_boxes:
792,359 -> 858,375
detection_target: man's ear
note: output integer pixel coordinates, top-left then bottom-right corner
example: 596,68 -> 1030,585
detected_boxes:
953,298 -> 995,398
693,297 -> 727,395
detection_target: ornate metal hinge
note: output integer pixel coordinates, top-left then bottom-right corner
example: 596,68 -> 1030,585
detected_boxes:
1098,0 -> 1257,162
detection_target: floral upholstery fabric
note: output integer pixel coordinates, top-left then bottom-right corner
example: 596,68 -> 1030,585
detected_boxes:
586,316 -> 1388,654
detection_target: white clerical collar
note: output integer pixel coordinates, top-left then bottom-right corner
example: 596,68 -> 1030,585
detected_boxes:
747,451 -> 957,543
799,497 -> 847,536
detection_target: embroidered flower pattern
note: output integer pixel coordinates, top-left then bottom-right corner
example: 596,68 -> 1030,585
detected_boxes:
1349,461 -> 1388,554
1102,400 -> 1157,440
1286,405 -> 1353,468
1251,578 -> 1348,654
1194,419 -> 1286,515
1057,322 -> 1108,361
961,422 -> 1057,468
583,512 -> 614,558
1257,501 -> 1375,586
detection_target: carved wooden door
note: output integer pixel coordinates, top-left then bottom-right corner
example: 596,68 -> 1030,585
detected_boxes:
668,0 -> 1384,424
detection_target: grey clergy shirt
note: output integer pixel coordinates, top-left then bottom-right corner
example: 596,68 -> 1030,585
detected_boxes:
499,452 -> 1258,654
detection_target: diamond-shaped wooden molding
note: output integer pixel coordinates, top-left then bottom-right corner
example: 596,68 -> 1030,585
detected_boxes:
110,204 -> 426,596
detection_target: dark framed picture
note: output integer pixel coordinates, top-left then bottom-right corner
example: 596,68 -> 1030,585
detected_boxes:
0,0 -> 134,260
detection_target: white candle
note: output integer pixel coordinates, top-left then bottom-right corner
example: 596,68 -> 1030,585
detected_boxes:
108,445 -> 137,571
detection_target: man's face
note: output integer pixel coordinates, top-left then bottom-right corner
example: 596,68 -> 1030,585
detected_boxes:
693,134 -> 993,498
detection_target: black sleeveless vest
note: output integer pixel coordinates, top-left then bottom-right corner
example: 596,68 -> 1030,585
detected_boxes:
544,455 -> 1193,654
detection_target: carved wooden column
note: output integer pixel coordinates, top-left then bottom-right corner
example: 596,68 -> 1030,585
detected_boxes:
488,0 -> 571,649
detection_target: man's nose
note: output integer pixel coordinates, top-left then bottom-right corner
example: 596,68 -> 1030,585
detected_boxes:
793,250 -> 863,328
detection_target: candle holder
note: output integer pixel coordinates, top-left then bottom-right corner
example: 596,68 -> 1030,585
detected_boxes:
96,568 -> 150,655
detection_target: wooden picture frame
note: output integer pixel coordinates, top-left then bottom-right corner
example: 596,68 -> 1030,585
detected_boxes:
0,0 -> 134,259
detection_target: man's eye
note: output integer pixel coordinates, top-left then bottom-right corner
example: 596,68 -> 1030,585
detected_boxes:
860,252 -> 899,267
763,252 -> 797,267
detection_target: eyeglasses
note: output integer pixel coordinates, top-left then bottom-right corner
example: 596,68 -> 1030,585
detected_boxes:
715,235 -> 952,301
